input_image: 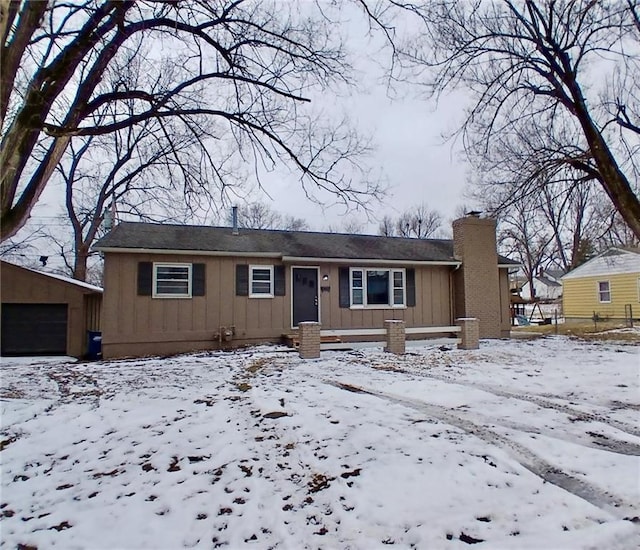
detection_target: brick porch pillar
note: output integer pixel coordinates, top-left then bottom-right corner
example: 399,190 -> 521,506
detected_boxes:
385,320 -> 405,355
456,318 -> 479,350
298,322 -> 321,359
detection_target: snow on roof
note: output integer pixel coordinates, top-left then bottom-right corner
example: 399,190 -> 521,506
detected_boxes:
562,248 -> 640,280
36,269 -> 103,292
4,261 -> 103,292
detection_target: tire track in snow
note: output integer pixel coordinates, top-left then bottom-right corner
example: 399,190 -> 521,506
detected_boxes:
376,367 -> 640,439
430,405 -> 640,457
327,380 -> 638,520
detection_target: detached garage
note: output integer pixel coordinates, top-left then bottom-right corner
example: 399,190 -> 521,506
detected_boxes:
1,261 -> 102,357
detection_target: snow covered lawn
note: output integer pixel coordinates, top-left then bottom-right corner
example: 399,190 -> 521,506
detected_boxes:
1,336 -> 639,549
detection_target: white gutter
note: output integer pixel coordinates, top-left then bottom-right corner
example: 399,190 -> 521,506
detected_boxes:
95,247 -> 282,258
281,256 -> 461,266
94,247 -> 462,266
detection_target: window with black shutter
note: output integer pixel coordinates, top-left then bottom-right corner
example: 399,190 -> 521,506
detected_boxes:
138,262 -> 206,298
339,266 -> 415,308
153,263 -> 192,297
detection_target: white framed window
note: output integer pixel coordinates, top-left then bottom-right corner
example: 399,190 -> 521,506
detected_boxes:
597,280 -> 611,303
250,265 -> 274,297
350,268 -> 406,308
153,263 -> 191,298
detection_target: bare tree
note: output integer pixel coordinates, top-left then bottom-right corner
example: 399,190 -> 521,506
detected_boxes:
325,219 -> 366,234
592,203 -> 640,250
377,204 -> 442,238
236,202 -> 308,231
496,199 -> 554,298
0,225 -> 45,265
472,147 -> 637,273
537,182 -> 601,271
378,215 -> 396,236
50,107 -> 220,280
1,0 -> 387,241
281,215 -> 309,232
405,0 -> 640,238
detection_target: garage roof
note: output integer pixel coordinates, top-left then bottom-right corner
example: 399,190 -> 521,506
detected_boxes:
2,261 -> 103,293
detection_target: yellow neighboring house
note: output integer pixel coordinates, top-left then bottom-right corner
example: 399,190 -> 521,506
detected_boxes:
562,248 -> 640,322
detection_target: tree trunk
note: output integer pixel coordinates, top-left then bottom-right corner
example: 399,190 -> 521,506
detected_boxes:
566,82 -> 640,240
73,245 -> 89,282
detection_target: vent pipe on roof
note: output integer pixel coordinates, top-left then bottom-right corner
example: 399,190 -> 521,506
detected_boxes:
232,205 -> 239,235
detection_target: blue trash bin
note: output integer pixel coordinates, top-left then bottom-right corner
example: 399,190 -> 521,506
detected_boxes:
87,331 -> 102,360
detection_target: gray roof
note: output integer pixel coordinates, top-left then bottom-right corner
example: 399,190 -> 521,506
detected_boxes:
545,269 -> 566,281
95,222 -> 518,265
535,275 -> 562,288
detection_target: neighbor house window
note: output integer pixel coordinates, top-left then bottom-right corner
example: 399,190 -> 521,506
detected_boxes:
250,265 -> 274,297
350,268 -> 405,308
153,263 -> 192,298
597,281 -> 611,303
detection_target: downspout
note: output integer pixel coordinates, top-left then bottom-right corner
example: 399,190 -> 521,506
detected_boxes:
450,263 -> 461,325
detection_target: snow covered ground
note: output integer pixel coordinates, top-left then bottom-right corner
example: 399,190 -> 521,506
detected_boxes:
1,335 -> 639,549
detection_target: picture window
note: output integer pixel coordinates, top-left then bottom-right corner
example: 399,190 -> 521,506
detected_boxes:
350,268 -> 405,308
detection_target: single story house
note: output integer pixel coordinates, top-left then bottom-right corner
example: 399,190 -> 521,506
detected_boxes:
94,214 -> 517,359
521,269 -> 564,302
562,247 -> 640,322
1,261 -> 103,357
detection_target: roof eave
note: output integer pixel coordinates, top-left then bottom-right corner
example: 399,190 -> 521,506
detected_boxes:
281,256 -> 461,266
94,246 -> 282,258
94,247 -> 460,265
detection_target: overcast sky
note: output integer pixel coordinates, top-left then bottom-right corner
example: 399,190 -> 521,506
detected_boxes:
252,84 -> 471,234
244,5 -> 473,234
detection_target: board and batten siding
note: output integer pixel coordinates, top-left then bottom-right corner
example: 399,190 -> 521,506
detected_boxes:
101,252 -> 289,358
318,263 -> 452,331
101,253 -> 456,358
563,272 -> 640,320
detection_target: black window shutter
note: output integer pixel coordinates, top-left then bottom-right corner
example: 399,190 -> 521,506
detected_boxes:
274,265 -> 286,296
339,267 -> 350,308
138,262 -> 152,296
192,263 -> 205,296
236,264 -> 249,296
406,268 -> 416,307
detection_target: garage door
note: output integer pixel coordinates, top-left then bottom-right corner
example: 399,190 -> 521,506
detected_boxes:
1,304 -> 68,355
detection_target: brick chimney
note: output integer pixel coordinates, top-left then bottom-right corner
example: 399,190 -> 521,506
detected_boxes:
452,215 -> 502,338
